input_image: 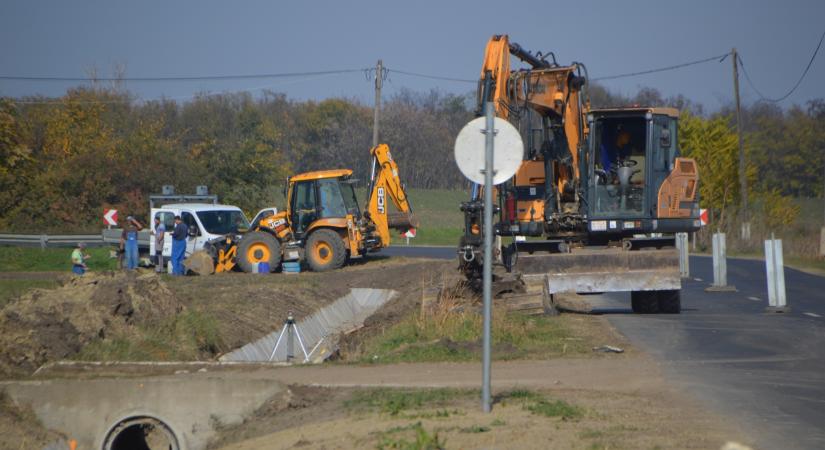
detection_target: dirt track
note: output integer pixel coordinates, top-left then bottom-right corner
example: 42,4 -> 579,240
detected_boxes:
204,357 -> 748,449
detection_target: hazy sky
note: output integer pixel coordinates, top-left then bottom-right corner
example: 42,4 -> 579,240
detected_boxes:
1,0 -> 823,110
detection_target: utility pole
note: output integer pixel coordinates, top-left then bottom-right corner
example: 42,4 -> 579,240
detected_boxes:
732,48 -> 750,241
372,59 -> 383,148
820,159 -> 825,257
368,59 -> 383,200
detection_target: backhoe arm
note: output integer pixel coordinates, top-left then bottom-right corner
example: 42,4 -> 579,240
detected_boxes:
367,144 -> 415,247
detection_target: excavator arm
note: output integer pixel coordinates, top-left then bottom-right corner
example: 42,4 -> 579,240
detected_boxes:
366,143 -> 416,247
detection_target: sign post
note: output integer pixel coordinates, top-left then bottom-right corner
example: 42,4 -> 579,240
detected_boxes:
454,104 -> 522,413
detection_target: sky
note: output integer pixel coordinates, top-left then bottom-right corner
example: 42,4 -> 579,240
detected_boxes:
1,0 -> 824,111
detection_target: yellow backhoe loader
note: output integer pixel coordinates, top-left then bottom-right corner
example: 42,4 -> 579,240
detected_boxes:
189,144 -> 415,274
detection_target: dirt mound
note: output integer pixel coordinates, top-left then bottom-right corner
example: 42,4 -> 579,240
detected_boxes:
0,271 -> 183,378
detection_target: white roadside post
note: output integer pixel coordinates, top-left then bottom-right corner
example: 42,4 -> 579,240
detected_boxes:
675,232 -> 690,278
706,232 -> 736,291
454,104 -> 522,413
765,234 -> 789,313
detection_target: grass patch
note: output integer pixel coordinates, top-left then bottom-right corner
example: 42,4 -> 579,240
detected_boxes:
359,307 -> 589,364
345,388 -> 475,416
0,246 -> 117,272
75,309 -> 224,361
498,389 -> 584,421
376,421 -> 446,450
0,279 -> 59,308
526,398 -> 583,420
459,424 -> 490,433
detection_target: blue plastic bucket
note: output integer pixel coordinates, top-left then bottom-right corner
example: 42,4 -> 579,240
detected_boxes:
258,262 -> 271,273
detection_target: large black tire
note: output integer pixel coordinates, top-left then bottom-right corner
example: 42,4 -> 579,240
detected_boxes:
657,290 -> 681,314
306,229 -> 347,272
631,291 -> 659,314
237,231 -> 281,273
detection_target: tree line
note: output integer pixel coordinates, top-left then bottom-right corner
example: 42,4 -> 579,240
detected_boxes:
1,83 -> 822,232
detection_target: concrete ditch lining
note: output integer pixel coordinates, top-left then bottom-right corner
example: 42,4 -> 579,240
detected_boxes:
220,288 -> 398,363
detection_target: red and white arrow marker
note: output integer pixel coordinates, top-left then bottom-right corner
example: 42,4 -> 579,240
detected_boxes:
103,209 -> 118,226
699,209 -> 708,227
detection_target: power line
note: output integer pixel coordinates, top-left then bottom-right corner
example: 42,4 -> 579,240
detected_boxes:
0,68 -> 368,82
592,53 -> 729,81
387,69 -> 476,84
737,28 -> 825,103
9,71 -> 350,105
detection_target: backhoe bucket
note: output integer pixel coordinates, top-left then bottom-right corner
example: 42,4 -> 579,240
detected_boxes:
387,212 -> 419,231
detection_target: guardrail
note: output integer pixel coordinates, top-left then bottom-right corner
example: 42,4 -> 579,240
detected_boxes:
0,233 -> 107,248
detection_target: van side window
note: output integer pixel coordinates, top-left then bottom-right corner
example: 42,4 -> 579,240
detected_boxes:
155,212 -> 175,229
181,212 -> 199,236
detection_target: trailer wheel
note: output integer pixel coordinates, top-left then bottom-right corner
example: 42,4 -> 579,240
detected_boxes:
306,229 -> 346,272
631,291 -> 659,314
657,290 -> 681,314
237,231 -> 281,273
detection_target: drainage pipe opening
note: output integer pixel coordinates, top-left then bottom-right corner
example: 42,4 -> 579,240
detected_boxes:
102,416 -> 180,450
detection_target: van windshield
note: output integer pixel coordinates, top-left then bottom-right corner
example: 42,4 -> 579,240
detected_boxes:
196,210 -> 250,235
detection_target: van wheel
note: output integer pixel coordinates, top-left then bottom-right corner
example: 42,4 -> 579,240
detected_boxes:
306,229 -> 346,272
237,231 -> 281,273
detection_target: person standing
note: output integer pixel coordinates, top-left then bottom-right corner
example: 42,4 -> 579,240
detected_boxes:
170,215 -> 188,276
120,216 -> 143,270
71,242 -> 90,275
153,216 -> 166,273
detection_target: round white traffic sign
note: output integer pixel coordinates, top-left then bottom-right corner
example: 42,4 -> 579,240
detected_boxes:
454,116 -> 523,185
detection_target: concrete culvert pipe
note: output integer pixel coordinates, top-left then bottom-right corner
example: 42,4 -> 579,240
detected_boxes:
102,416 -> 180,450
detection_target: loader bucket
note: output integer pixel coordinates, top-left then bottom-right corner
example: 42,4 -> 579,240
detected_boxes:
185,250 -> 216,275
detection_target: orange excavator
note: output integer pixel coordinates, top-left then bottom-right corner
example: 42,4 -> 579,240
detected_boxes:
190,143 -> 415,274
459,35 -> 700,313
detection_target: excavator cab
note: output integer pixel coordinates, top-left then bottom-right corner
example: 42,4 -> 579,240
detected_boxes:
585,108 -> 700,237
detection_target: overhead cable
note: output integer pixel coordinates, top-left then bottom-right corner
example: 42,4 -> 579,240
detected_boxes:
592,53 -> 729,81
0,68 -> 368,82
737,28 -> 825,103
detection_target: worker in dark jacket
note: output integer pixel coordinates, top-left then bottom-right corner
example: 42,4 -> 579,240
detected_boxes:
170,215 -> 188,275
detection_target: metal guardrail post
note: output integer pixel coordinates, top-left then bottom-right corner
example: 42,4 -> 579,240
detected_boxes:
765,235 -> 789,313
675,232 -> 689,278
40,234 -> 47,250
706,232 -> 736,291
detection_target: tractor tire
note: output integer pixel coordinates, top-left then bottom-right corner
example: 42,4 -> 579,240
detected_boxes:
657,290 -> 681,314
237,231 -> 281,273
306,229 -> 347,272
631,291 -> 659,314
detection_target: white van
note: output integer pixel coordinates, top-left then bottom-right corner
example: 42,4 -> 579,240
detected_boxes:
150,203 -> 250,260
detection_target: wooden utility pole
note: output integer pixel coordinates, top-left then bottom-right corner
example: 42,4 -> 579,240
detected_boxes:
732,48 -> 750,240
820,160 -> 825,257
372,59 -> 383,148
368,59 -> 384,200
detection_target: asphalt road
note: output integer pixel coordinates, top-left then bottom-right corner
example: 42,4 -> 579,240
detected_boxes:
387,245 -> 825,450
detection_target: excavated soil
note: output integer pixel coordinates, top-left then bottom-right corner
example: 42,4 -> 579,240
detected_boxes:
0,271 -> 183,378
0,257 -> 454,378
168,257 -> 453,356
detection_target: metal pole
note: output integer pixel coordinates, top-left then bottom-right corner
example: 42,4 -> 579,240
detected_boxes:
481,102 -> 495,413
732,49 -> 750,240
